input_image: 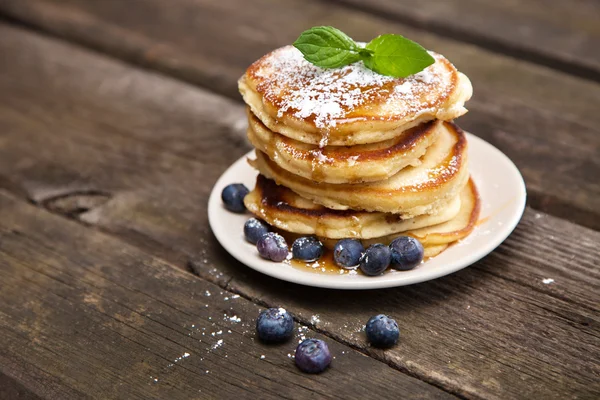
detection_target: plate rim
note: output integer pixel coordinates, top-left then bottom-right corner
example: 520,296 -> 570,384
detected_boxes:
208,132 -> 526,290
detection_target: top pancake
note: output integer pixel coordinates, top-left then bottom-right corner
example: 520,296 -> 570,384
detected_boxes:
239,45 -> 472,146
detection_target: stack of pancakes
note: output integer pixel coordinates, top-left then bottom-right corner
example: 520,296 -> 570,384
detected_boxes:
239,45 -> 480,258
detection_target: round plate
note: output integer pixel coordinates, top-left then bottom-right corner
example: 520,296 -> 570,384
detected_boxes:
208,133 -> 526,289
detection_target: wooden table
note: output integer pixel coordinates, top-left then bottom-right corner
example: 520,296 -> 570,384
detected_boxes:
0,1 -> 598,399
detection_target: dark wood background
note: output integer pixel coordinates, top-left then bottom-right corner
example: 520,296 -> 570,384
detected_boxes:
0,1 -> 598,399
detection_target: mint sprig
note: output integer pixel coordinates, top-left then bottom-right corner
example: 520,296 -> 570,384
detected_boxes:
293,27 -> 434,78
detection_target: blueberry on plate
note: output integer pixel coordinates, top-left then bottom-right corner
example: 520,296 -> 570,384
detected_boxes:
389,236 -> 424,271
365,314 -> 399,348
256,307 -> 294,343
333,239 -> 364,268
292,237 -> 324,262
295,339 -> 332,373
221,183 -> 249,213
244,218 -> 270,244
359,243 -> 391,276
256,232 -> 289,262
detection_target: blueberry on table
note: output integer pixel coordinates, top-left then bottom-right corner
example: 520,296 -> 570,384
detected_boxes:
292,237 -> 324,262
333,239 -> 364,268
221,183 -> 249,213
295,339 -> 332,373
256,232 -> 289,262
389,236 -> 424,271
366,314 -> 399,348
359,243 -> 391,276
244,218 -> 270,244
256,307 -> 294,343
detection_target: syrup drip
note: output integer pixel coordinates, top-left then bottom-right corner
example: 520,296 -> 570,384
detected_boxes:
285,252 -> 360,276
276,230 -> 361,275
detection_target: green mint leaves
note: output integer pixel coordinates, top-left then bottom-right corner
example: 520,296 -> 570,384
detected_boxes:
293,26 -> 364,69
293,27 -> 435,78
362,34 -> 435,78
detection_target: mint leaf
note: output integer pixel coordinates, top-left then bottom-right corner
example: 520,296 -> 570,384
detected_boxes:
292,27 -> 435,77
293,26 -> 362,69
363,34 -> 435,78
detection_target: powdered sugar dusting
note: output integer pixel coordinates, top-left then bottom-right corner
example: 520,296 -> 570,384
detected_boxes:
252,46 -> 450,132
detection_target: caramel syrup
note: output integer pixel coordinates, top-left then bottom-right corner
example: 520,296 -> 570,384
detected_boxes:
284,252 -> 360,276
276,230 -> 362,275
283,245 -> 433,276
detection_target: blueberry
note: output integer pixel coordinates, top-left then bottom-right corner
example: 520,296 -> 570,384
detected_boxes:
333,239 -> 364,268
256,307 -> 294,343
295,339 -> 332,373
256,232 -> 289,262
244,218 -> 270,244
221,183 -> 249,213
366,314 -> 399,348
389,236 -> 424,271
292,237 -> 324,262
359,244 -> 391,276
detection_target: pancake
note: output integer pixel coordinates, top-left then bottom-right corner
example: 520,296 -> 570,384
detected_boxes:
318,178 -> 480,249
422,244 -> 449,259
239,45 -> 472,146
247,108 -> 441,184
250,121 -> 469,216
244,174 -> 461,240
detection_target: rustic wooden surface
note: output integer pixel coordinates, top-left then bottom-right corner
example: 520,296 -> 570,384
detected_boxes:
0,1 -> 598,399
0,190 -> 456,400
0,0 -> 599,230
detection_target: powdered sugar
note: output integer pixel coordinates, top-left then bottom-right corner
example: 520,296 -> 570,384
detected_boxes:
259,49 -> 392,128
414,70 -> 435,84
309,149 -> 331,163
394,82 -> 412,94
252,46 -> 448,132
174,352 -> 190,362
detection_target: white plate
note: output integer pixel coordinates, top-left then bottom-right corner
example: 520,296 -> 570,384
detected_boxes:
208,133 -> 526,289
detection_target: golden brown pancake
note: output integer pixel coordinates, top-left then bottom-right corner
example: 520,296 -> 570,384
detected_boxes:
239,45 -> 472,146
250,122 -> 469,216
247,108 -> 441,184
422,244 -> 450,259
320,178 -> 481,248
244,175 -> 461,240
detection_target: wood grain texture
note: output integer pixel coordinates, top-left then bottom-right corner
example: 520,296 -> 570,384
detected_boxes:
0,25 -> 598,399
0,0 -> 598,229
0,374 -> 43,400
329,0 -> 600,80
0,190 -> 455,400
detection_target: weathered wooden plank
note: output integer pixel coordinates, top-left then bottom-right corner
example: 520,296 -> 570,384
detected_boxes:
0,25 -> 598,399
0,190 -> 455,400
0,373 -> 43,400
0,0 -> 598,228
330,0 -> 600,80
